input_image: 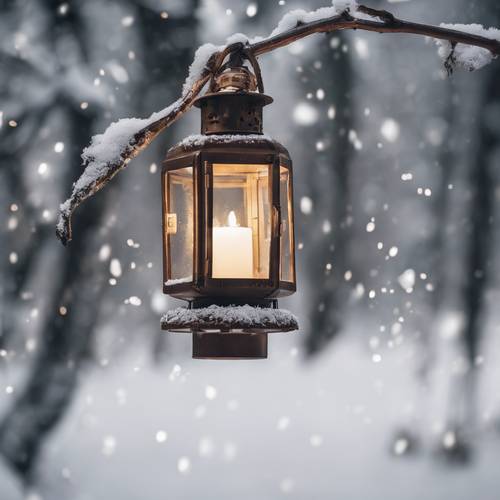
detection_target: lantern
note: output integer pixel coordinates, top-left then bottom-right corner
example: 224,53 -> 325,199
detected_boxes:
161,65 -> 297,359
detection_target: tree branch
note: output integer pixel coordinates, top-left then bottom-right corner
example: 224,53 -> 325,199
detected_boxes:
249,9 -> 500,56
56,4 -> 500,245
56,43 -> 241,245
56,72 -> 211,244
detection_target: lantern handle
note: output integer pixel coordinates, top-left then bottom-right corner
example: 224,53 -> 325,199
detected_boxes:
208,41 -> 245,92
242,46 -> 265,94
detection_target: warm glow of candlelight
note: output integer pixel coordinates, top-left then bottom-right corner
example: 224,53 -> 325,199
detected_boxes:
212,211 -> 253,278
227,210 -> 237,227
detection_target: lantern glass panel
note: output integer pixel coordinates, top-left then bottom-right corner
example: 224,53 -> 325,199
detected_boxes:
211,163 -> 271,279
164,167 -> 194,284
280,166 -> 294,283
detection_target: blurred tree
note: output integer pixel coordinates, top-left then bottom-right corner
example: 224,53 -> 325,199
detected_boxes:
0,0 -> 113,479
435,0 -> 500,465
302,32 -> 353,357
0,0 -> 200,480
132,0 -> 202,365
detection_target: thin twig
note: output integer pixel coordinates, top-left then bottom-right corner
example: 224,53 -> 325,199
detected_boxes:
444,42 -> 458,76
56,4 -> 500,245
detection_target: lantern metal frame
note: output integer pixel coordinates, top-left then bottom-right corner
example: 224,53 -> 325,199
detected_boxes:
161,137 -> 296,306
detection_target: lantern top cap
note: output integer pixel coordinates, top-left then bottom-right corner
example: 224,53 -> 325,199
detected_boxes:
193,53 -> 273,134
193,89 -> 273,108
193,65 -> 273,134
194,65 -> 273,109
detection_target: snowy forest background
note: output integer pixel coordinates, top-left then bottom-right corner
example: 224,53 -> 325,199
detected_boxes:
1,0 -> 500,498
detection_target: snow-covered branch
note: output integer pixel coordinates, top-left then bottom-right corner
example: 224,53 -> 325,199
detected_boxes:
56,1 -> 500,245
435,23 -> 500,72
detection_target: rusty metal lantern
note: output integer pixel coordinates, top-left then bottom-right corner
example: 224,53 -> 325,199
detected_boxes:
161,62 -> 297,359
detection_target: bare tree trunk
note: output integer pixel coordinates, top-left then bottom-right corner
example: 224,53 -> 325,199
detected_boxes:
0,105 -> 109,479
0,0 -> 111,478
437,1 -> 500,464
304,32 -> 353,356
0,104 -> 54,348
132,0 -> 200,364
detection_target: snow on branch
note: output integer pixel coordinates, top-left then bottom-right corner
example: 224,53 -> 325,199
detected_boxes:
55,47 -> 216,244
56,2 -> 500,245
435,24 -> 500,72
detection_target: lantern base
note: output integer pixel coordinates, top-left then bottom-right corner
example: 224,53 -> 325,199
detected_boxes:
190,297 -> 278,309
161,304 -> 298,334
161,304 -> 298,360
192,332 -> 267,359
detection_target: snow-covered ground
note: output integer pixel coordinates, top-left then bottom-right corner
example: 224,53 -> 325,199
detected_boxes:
22,328 -> 500,500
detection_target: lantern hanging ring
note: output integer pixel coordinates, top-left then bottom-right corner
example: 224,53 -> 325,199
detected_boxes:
208,42 -> 265,94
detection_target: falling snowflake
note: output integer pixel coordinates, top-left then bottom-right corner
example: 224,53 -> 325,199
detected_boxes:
380,119 -> 400,142
177,456 -> 191,474
293,102 -> 318,126
246,3 -> 258,17
155,431 -> 168,443
300,196 -> 313,215
205,385 -> 217,400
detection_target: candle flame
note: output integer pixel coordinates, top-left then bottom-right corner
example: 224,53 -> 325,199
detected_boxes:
227,210 -> 237,227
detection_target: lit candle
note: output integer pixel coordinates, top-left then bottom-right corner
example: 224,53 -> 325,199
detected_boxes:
212,211 -> 253,278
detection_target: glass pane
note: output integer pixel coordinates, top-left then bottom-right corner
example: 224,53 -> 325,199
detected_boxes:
165,167 -> 193,284
212,164 -> 270,279
280,166 -> 294,283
